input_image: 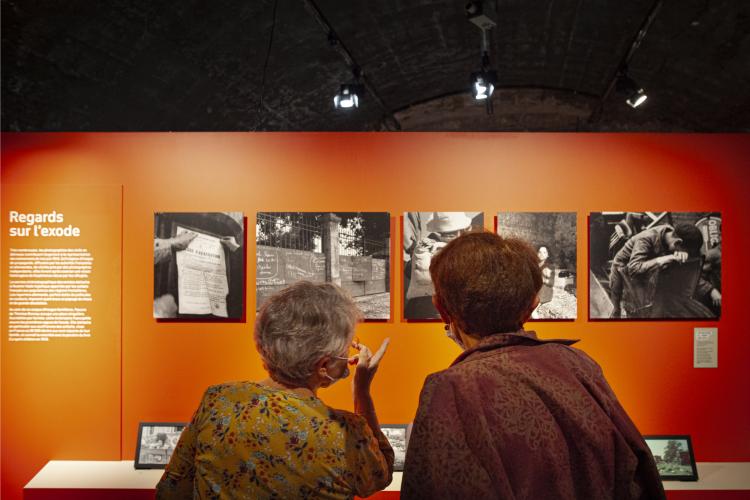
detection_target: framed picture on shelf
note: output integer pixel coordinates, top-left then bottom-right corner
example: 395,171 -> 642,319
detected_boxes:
135,422 -> 187,469
380,424 -> 409,472
643,435 -> 699,481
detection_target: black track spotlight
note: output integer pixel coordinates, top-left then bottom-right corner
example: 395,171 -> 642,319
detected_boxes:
617,73 -> 648,108
334,67 -> 363,110
466,1 -> 497,113
471,70 -> 497,100
333,84 -> 360,109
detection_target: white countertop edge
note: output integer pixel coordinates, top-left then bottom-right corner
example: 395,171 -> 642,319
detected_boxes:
25,461 -> 750,491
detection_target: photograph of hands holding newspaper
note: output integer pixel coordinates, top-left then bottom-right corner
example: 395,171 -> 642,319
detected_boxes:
153,212 -> 244,320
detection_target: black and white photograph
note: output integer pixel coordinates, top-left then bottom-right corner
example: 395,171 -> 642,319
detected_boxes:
256,212 -> 390,320
154,212 -> 245,320
403,212 -> 484,320
644,436 -> 699,481
380,424 -> 409,472
589,212 -> 722,320
135,422 -> 186,469
497,212 -> 577,319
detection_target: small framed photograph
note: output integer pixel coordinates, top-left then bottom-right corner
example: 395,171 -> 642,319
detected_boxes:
135,422 -> 187,469
643,435 -> 699,481
380,424 -> 409,471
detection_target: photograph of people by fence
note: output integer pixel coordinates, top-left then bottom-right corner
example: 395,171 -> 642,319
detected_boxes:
256,212 -> 391,319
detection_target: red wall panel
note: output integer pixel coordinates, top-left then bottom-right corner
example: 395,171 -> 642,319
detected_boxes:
2,132 -> 748,500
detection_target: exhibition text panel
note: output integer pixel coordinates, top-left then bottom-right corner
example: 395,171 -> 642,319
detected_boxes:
3,186 -> 122,343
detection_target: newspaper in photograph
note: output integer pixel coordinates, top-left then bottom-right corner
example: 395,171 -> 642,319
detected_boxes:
175,227 -> 229,317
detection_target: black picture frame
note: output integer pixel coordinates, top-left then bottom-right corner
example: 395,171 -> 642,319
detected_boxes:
380,424 -> 409,472
643,435 -> 699,481
134,422 -> 187,469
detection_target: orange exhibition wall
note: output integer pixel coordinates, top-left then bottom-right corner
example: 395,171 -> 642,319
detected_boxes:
2,132 -> 749,499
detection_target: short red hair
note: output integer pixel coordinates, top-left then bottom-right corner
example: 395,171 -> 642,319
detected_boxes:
429,231 -> 542,335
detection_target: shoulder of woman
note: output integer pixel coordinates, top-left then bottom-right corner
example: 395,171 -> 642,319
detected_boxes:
202,381 -> 259,400
549,344 -> 605,380
418,369 -> 465,403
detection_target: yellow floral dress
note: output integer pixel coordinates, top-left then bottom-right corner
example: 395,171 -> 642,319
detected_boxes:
156,382 -> 394,499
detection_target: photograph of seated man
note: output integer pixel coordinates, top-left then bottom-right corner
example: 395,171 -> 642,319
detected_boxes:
589,212 -> 721,320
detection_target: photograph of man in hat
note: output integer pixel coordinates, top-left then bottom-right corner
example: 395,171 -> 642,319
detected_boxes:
403,212 -> 483,319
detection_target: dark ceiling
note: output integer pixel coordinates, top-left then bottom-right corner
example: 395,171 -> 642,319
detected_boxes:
2,0 -> 749,131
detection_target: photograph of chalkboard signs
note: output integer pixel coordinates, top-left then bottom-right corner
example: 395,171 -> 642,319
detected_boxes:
643,435 -> 699,481
589,212 -> 721,320
497,212 -> 577,320
135,422 -> 186,469
153,212 -> 245,320
403,212 -> 484,320
380,424 -> 409,471
256,212 -> 391,320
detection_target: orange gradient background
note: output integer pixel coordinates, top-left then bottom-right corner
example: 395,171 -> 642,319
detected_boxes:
2,132 -> 749,499
1,183 -> 122,499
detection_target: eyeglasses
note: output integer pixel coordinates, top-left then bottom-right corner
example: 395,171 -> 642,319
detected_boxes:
334,337 -> 361,365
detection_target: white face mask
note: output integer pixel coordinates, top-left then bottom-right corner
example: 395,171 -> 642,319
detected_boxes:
324,356 -> 351,385
445,323 -> 466,350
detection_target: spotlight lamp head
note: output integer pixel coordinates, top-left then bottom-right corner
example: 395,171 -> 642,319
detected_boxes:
617,74 -> 648,108
471,70 -> 497,100
333,84 -> 360,109
626,88 -> 647,108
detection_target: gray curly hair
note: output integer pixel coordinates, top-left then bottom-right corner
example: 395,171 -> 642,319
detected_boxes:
254,281 -> 362,387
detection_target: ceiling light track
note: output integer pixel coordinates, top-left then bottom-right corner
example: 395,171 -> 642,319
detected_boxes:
301,0 -> 401,130
467,1 -> 498,114
588,0 -> 663,122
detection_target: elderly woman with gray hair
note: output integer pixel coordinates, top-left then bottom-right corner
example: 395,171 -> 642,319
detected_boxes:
156,281 -> 393,499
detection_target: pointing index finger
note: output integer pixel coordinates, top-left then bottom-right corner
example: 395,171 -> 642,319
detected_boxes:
369,338 -> 390,367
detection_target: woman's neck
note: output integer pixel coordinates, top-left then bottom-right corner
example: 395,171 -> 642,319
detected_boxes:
453,325 -> 481,350
258,377 -> 318,398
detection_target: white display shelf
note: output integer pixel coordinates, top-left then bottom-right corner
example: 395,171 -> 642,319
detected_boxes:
661,462 -> 750,490
25,461 -> 162,490
25,460 -> 403,491
25,461 -> 750,492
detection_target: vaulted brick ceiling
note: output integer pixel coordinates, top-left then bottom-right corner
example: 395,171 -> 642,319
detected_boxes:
2,0 -> 749,131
